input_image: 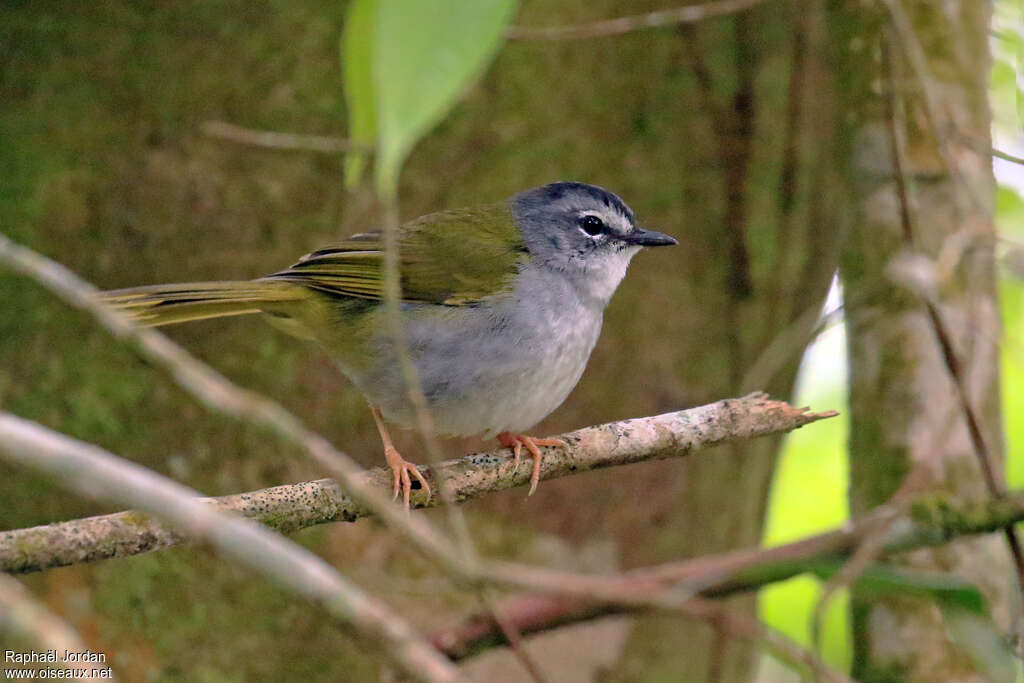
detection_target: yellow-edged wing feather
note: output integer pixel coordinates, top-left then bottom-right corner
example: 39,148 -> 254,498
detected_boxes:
264,203 -> 526,306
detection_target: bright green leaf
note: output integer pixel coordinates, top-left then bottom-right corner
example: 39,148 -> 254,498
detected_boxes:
341,0 -> 377,189
373,0 -> 517,196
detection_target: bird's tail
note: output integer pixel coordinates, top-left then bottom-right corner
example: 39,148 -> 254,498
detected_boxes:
100,280 -> 309,327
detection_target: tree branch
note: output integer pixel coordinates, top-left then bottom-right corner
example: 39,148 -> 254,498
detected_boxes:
0,412 -> 458,683
429,491 -> 1024,660
1,394 -> 833,574
505,0 -> 765,41
202,120 -> 370,154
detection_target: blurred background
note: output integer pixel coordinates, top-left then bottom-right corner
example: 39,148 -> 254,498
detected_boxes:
2,1 -> 1022,681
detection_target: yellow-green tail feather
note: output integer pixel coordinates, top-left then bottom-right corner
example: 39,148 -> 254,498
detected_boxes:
100,280 -> 308,327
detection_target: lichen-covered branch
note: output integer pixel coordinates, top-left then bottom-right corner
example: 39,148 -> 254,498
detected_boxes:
1,394 -> 833,574
0,412 -> 458,683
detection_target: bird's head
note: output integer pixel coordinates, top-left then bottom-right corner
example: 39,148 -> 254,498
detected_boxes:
511,182 -> 676,306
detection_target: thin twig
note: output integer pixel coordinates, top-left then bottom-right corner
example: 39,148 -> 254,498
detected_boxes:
202,120 -> 370,154
505,0 -> 765,41
477,590 -> 551,683
0,413 -> 458,683
683,598 -> 853,683
378,197 -> 479,564
993,147 -> 1024,166
875,0 -> 988,219
741,302 -> 843,395
1,394 -> 834,574
808,461 -> 931,661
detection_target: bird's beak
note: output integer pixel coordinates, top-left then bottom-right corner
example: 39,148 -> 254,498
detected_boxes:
624,228 -> 678,247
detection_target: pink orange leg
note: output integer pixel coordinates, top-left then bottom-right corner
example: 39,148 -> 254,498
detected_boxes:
371,406 -> 431,508
496,432 -> 567,496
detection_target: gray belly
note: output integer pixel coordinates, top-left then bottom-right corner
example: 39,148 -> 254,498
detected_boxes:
349,293 -> 603,438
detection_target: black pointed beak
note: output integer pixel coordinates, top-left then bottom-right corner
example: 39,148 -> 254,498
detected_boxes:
624,228 -> 678,247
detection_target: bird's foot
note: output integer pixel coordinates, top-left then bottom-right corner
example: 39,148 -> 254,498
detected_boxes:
496,432 -> 567,496
383,445 -> 431,509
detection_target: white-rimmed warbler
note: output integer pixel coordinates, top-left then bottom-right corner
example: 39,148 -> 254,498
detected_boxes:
102,182 -> 677,504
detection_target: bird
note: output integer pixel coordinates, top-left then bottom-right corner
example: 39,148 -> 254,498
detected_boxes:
101,182 -> 677,505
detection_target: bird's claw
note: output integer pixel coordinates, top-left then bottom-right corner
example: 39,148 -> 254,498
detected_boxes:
384,446 -> 431,509
497,433 -> 567,496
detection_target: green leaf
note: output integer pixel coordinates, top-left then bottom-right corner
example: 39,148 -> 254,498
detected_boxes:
942,606 -> 1018,682
373,0 -> 517,196
805,560 -> 989,615
341,0 -> 377,189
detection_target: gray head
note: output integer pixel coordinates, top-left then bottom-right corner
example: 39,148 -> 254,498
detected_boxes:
511,182 -> 676,306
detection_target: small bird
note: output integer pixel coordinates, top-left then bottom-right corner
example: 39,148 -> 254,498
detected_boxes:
102,182 -> 676,503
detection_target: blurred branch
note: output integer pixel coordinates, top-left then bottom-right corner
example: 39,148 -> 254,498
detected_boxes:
681,599 -> 852,683
202,120 -> 370,154
0,232 -> 469,579
808,461 -> 930,658
741,301 -> 842,394
432,595 -> 851,682
429,491 -> 1024,659
0,413 -> 458,683
477,589 -> 551,683
0,573 -> 108,683
1,394 -> 833,573
505,0 -> 765,41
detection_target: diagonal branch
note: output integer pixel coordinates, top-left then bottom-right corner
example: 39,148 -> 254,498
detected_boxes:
202,120 -> 370,154
432,595 -> 852,683
0,412 -> 458,683
1,394 -> 834,574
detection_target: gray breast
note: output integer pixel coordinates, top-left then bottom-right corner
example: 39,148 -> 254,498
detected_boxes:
354,267 -> 604,437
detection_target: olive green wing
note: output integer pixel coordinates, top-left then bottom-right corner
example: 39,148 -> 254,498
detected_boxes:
264,203 -> 526,306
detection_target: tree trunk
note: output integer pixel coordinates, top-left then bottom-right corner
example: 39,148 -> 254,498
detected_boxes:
838,1 -> 1014,680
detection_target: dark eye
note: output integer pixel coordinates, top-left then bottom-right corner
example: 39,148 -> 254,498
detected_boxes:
579,215 -> 605,236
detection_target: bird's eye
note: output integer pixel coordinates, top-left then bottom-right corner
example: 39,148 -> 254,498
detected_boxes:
578,215 -> 605,237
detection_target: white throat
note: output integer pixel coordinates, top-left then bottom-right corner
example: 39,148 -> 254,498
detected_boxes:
568,246 -> 642,308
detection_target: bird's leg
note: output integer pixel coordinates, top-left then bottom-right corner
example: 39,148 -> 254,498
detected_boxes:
370,406 -> 431,507
496,432 -> 567,496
